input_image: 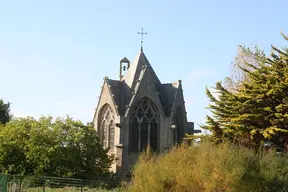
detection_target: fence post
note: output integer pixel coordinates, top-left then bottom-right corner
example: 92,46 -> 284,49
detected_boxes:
80,179 -> 83,192
42,178 -> 46,192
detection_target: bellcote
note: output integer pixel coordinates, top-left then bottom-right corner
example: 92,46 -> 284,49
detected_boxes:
119,57 -> 130,80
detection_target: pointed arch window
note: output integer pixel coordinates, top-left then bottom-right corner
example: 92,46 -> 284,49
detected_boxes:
98,104 -> 115,149
129,98 -> 159,152
109,119 -> 115,148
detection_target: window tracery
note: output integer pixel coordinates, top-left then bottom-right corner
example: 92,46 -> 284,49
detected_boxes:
130,98 -> 159,152
98,104 -> 115,149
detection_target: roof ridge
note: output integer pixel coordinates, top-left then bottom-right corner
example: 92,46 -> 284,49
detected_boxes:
124,65 -> 148,117
121,51 -> 161,89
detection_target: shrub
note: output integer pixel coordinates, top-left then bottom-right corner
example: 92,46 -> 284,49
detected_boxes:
0,116 -> 113,179
125,140 -> 288,192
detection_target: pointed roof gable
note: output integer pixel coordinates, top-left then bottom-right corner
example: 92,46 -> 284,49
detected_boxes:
94,50 -> 184,118
121,50 -> 161,90
120,57 -> 130,63
93,77 -> 121,122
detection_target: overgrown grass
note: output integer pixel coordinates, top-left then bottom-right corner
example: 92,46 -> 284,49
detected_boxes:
125,140 -> 288,192
26,187 -> 113,192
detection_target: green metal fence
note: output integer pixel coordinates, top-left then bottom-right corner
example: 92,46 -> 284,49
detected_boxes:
0,173 -> 119,192
0,173 -> 7,192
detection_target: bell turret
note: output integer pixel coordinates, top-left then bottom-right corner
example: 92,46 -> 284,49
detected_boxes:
119,57 -> 130,80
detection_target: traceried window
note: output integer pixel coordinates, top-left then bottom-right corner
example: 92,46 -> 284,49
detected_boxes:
98,104 -> 115,149
173,107 -> 185,144
108,120 -> 115,148
129,98 -> 159,152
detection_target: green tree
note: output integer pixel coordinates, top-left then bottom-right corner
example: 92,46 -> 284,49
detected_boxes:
203,34 -> 288,150
0,99 -> 12,125
0,116 -> 113,179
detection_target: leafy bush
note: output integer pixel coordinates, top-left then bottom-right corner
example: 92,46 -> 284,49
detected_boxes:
125,140 -> 288,192
0,116 -> 113,179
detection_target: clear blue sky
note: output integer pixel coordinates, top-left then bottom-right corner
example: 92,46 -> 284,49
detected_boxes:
1,1 -> 288,131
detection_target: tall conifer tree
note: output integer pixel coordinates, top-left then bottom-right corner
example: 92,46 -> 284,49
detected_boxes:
203,34 -> 288,150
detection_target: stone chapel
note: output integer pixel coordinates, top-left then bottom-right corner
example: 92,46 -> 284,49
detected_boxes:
92,47 -> 199,178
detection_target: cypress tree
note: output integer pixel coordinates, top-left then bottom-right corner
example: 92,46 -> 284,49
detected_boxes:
203,34 -> 288,150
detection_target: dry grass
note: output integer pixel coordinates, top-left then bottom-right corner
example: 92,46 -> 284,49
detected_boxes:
25,187 -> 113,192
125,140 -> 288,192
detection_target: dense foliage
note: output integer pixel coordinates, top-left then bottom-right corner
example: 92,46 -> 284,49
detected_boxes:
125,140 -> 288,192
0,99 -> 12,125
0,116 -> 113,179
202,34 -> 288,150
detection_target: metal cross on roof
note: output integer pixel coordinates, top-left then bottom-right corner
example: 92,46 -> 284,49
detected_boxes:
137,28 -> 147,51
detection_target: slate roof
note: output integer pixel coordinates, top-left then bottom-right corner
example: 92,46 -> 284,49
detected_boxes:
105,50 -> 181,117
106,79 -> 123,114
120,57 -> 130,63
121,51 -> 161,90
159,82 -> 179,116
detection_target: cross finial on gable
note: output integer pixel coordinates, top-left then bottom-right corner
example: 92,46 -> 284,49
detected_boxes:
137,28 -> 147,52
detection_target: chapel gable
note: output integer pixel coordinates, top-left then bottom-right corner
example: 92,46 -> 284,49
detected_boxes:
92,46 -> 200,178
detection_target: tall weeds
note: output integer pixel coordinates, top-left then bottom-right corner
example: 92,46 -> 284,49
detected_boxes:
125,140 -> 288,192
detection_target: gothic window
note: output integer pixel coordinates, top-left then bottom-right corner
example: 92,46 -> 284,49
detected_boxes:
102,120 -> 108,147
173,107 -> 185,144
98,104 -> 115,149
129,98 -> 159,152
109,120 -> 115,148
